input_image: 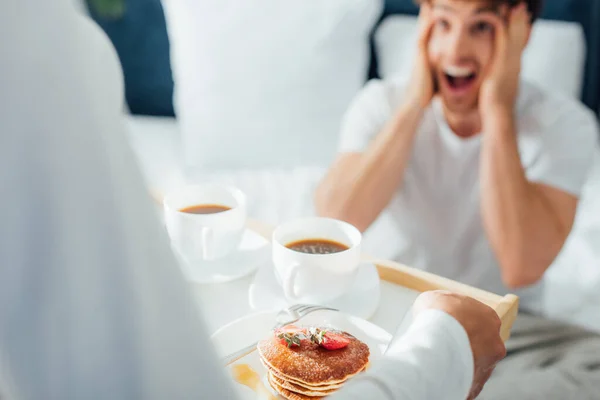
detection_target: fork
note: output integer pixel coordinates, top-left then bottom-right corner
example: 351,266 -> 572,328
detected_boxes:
222,304 -> 338,366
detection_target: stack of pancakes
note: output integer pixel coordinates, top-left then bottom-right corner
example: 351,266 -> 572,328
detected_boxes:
257,329 -> 370,399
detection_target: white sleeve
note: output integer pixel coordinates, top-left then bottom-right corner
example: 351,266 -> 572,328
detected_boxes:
331,310 -> 474,400
523,99 -> 599,196
338,79 -> 395,153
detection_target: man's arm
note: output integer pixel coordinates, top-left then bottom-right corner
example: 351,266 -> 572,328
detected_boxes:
316,6 -> 436,232
479,6 -> 594,289
316,102 -> 423,232
480,110 -> 578,288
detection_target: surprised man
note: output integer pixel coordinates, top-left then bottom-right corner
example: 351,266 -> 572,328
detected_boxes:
316,0 -> 598,303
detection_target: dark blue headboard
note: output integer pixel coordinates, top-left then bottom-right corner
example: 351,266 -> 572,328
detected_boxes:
89,0 -> 174,116
90,0 -> 600,116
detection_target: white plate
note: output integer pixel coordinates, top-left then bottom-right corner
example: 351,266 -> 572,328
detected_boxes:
249,261 -> 380,320
176,228 -> 270,284
212,310 -> 392,399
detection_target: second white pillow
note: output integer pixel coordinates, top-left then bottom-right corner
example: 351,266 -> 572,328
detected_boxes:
163,0 -> 383,170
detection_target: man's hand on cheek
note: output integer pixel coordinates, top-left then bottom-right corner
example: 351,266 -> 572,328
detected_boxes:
479,3 -> 530,117
406,3 -> 436,110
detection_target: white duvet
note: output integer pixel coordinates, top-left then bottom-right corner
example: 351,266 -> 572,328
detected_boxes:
127,115 -> 600,332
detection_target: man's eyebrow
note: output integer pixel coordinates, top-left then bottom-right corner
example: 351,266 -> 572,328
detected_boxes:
434,4 -> 500,15
474,5 -> 500,15
433,4 -> 456,13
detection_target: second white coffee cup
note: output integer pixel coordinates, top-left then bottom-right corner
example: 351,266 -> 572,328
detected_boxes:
164,184 -> 246,262
272,217 -> 362,304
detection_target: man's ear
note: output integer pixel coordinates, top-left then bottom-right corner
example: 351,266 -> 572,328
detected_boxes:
524,23 -> 532,47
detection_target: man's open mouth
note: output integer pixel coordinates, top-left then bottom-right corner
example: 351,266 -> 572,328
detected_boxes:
443,66 -> 477,91
446,73 -> 476,89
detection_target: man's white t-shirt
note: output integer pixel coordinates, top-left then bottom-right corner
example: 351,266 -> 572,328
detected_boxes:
339,79 -> 598,301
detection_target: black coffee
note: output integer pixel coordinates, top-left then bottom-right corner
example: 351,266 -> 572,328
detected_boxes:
179,204 -> 231,214
286,239 -> 349,255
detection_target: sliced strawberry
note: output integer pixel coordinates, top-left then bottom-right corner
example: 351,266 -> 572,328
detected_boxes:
321,331 -> 350,350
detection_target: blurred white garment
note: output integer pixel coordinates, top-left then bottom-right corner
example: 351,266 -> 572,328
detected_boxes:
0,1 -> 237,399
0,1 -> 474,399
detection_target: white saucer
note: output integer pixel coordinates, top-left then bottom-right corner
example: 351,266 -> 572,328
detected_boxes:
175,229 -> 270,284
249,261 -> 380,320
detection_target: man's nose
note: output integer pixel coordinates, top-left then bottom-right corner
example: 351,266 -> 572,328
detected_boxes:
444,29 -> 470,62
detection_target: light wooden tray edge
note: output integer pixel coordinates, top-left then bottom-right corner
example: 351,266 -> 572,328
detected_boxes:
373,259 -> 519,341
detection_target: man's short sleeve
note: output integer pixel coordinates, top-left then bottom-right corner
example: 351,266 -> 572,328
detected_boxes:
338,79 -> 395,154
523,99 -> 598,197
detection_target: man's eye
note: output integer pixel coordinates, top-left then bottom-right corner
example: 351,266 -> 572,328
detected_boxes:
436,19 -> 450,30
473,22 -> 492,33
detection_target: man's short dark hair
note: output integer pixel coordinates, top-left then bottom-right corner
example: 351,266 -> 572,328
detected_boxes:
415,0 -> 544,22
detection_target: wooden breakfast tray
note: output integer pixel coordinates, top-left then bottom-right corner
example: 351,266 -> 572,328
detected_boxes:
247,219 -> 519,342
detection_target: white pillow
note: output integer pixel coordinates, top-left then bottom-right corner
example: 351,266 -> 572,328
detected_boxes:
375,16 -> 586,99
162,0 -> 383,170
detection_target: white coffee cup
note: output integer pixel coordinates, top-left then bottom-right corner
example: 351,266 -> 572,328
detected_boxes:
272,217 -> 362,304
164,184 -> 246,262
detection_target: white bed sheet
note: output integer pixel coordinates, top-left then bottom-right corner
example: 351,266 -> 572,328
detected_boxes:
126,115 -> 600,332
